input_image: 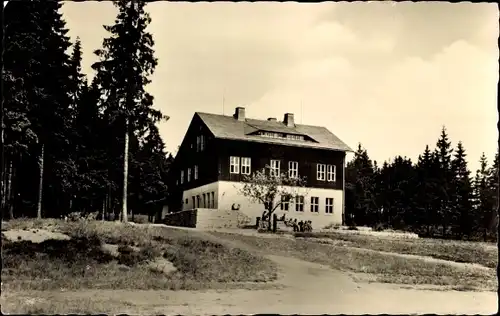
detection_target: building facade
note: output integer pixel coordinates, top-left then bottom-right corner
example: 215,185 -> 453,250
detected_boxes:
167,107 -> 353,229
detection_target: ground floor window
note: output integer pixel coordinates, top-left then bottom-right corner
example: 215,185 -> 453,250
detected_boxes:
281,195 -> 289,211
325,198 -> 334,214
211,192 -> 215,208
310,196 -> 319,212
295,195 -> 304,212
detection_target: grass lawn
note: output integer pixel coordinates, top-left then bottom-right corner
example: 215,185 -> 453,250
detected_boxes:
1,219 -> 278,292
294,231 -> 498,268
211,232 -> 497,291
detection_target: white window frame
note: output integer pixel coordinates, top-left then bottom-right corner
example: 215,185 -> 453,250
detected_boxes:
310,197 -> 319,213
187,168 -> 192,182
180,170 -> 184,184
270,159 -> 281,177
288,161 -> 298,178
281,195 -> 290,211
327,164 -> 336,182
241,157 -> 251,175
295,195 -> 304,212
325,198 -> 334,214
230,156 -> 240,174
317,164 -> 326,181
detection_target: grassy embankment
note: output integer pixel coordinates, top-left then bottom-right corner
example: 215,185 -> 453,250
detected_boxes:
212,230 -> 497,291
1,219 -> 278,292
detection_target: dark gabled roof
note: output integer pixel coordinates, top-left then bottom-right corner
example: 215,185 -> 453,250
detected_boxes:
195,112 -> 353,152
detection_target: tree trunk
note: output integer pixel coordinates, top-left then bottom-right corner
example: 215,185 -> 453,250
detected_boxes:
37,144 -> 45,219
102,197 -> 106,222
122,118 -> 129,223
1,158 -> 7,218
6,159 -> 14,219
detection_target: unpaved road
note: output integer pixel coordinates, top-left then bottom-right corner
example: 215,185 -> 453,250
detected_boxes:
1,225 -> 497,314
2,253 -> 495,315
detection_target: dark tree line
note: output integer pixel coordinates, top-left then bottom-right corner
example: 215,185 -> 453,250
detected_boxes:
346,127 -> 498,241
1,0 -> 172,221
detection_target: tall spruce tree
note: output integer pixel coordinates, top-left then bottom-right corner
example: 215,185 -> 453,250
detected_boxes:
4,0 -> 75,218
415,146 -> 434,233
474,153 -> 495,240
92,0 -> 168,222
345,144 -> 377,226
434,126 -> 454,236
451,141 -> 473,238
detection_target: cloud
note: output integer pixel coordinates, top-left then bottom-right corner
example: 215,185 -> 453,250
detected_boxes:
60,2 -> 498,171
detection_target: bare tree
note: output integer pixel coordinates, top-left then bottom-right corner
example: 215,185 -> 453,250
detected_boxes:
238,166 -> 309,230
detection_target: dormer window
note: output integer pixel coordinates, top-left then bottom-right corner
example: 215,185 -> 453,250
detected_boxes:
286,134 -> 304,141
258,131 -> 306,141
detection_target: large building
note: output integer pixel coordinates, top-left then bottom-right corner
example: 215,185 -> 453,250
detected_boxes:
167,107 -> 353,228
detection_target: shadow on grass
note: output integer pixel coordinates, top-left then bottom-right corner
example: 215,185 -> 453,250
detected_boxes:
1,219 -> 278,292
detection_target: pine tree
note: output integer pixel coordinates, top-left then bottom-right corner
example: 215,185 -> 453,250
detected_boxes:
4,0 -> 75,218
92,0 -> 168,222
451,141 -> 473,238
434,126 -> 454,236
345,143 -> 377,226
474,153 -> 495,241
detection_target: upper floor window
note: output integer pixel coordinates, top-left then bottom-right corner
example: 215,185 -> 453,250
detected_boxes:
270,159 -> 281,177
194,165 -> 199,180
295,195 -> 304,212
230,156 -> 240,174
325,198 -> 334,214
241,157 -> 251,175
317,164 -> 326,181
196,136 -> 201,152
327,165 -> 336,182
180,170 -> 184,184
281,195 -> 290,211
200,135 -> 205,151
310,197 -> 319,213
187,168 -> 192,182
288,161 -> 298,178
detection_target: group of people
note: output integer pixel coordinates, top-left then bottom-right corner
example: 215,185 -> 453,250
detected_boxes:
284,217 -> 313,232
260,211 -> 313,232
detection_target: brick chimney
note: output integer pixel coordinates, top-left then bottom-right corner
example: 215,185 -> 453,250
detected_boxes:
234,107 -> 246,121
267,117 -> 277,122
284,113 -> 295,127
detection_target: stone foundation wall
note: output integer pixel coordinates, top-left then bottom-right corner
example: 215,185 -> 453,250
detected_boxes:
163,208 -> 252,230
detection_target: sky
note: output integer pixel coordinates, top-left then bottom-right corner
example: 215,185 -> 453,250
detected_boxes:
60,2 -> 499,172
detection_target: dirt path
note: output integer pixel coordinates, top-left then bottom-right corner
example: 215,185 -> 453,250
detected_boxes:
1,225 -> 496,314
2,252 -> 496,315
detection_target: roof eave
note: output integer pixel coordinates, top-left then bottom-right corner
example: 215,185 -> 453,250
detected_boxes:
216,136 -> 352,152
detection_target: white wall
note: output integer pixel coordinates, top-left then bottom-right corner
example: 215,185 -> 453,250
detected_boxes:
182,182 -> 219,210
217,181 -> 343,229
